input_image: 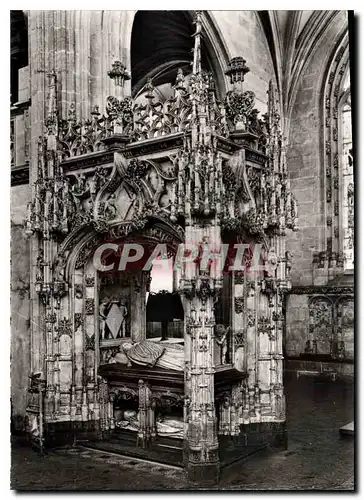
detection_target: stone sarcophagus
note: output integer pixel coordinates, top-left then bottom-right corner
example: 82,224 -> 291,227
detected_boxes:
24,11 -> 297,485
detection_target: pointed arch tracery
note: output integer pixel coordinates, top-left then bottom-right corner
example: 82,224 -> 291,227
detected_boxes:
321,36 -> 353,271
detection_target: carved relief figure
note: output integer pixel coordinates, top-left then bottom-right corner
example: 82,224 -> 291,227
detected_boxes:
285,250 -> 292,278
99,299 -> 110,340
265,247 -> 278,277
103,193 -> 118,220
215,324 -> 230,365
119,299 -> 128,338
53,253 -> 66,281
106,340 -> 185,371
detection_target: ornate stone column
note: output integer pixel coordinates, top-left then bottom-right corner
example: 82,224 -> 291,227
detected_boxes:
130,271 -> 148,343
181,221 -> 221,484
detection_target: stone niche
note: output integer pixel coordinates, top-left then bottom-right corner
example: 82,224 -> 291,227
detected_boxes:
285,289 -> 354,378
99,274 -> 133,340
98,270 -> 149,362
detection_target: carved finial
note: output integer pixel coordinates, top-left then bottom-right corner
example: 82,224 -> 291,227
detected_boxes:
225,57 -> 250,88
45,70 -> 58,145
203,70 -> 216,93
175,68 -> 186,91
267,80 -> 280,115
47,69 -> 57,85
192,11 -> 203,75
144,78 -> 155,99
91,105 -> 100,116
68,103 -> 76,122
107,61 -> 131,87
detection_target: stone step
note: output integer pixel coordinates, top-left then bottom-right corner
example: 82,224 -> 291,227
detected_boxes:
296,370 -> 337,381
340,421 -> 354,436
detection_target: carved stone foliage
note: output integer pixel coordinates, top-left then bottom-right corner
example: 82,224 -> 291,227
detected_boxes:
110,386 -> 138,404
234,272 -> 245,285
58,104 -> 114,160
85,298 -> 95,315
74,284 -> 83,299
106,96 -> 133,134
257,316 -> 274,339
85,334 -> 95,351
246,309 -> 256,327
221,162 -> 237,201
123,159 -> 148,190
234,330 -> 245,348
45,312 -> 56,325
75,234 -> 104,269
224,90 -> 255,126
152,392 -> 184,409
74,313 -> 83,331
85,275 -> 95,287
54,318 -> 72,341
56,68 -> 229,159
26,155 -> 112,240
234,297 -> 244,314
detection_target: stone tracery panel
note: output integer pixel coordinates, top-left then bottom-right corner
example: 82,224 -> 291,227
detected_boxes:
308,296 -> 334,356
293,289 -> 354,362
315,36 -> 353,277
336,296 -> 354,360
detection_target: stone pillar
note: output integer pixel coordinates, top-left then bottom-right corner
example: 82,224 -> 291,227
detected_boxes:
181,222 -> 221,485
84,262 -> 96,418
28,10 -> 47,379
184,295 -> 219,484
130,271 -> 147,342
232,271 -> 245,371
138,379 -> 152,447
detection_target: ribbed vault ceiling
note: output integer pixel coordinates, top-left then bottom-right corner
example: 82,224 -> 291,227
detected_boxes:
131,10 -> 212,96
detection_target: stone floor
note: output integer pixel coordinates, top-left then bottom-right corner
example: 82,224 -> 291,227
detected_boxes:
11,374 -> 355,491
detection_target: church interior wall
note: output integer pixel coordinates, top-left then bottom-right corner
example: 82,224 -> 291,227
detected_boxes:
11,186 -> 31,428
283,12 -> 353,369
211,10 -> 277,112
286,11 -> 348,287
284,294 -> 309,357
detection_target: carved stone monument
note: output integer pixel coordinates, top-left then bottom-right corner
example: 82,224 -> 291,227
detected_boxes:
24,11 -> 297,485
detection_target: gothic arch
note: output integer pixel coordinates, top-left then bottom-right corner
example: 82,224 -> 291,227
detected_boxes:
320,35 -> 351,269
287,11 -> 347,131
63,216 -> 184,283
256,11 -> 282,98
128,10 -> 230,98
